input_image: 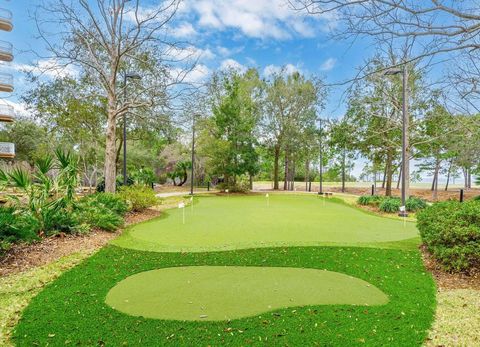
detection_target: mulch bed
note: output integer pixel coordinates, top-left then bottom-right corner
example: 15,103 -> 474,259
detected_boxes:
0,208 -> 162,277
421,245 -> 480,290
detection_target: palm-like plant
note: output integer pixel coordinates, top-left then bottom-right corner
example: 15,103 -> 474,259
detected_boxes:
3,149 -> 79,235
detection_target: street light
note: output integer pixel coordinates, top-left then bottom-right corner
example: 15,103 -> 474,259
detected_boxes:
318,117 -> 324,195
122,72 -> 141,186
190,114 -> 199,196
383,65 -> 409,217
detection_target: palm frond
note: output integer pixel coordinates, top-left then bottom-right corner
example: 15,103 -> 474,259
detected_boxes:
9,168 -> 32,189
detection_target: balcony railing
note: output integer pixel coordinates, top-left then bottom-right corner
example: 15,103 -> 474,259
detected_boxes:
0,40 -> 12,62
0,8 -> 12,32
0,73 -> 13,93
0,104 -> 14,122
0,142 -> 15,159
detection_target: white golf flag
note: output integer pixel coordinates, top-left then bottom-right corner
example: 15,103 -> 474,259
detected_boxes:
399,205 -> 406,212
178,202 -> 185,209
266,193 -> 269,198
225,189 -> 229,193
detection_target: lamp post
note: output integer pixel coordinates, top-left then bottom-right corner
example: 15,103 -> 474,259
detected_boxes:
122,72 -> 141,186
384,64 -> 409,217
318,117 -> 324,195
190,114 -> 198,196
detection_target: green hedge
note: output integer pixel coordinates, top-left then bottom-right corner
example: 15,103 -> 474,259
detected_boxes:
358,195 -> 427,213
417,200 -> 480,273
118,185 -> 159,212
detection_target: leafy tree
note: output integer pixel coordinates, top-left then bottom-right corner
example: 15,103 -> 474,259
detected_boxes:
261,69 -> 324,189
199,69 -> 262,189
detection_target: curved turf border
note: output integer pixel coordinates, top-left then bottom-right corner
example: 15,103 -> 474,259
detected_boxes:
13,246 -> 435,346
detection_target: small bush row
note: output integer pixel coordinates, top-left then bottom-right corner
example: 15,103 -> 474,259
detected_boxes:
357,195 -> 427,213
417,200 -> 480,273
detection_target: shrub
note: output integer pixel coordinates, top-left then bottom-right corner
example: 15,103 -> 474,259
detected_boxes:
75,193 -> 127,231
379,197 -> 401,213
406,196 -> 427,212
0,206 -> 39,244
118,185 -> 159,212
96,176 -> 134,193
473,195 -> 480,201
81,193 -> 128,216
417,200 -> 480,273
357,195 -> 384,206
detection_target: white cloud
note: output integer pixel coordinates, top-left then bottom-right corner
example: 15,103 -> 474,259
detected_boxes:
8,59 -> 78,79
171,64 -> 211,84
165,45 -> 215,62
263,63 -> 299,76
319,58 -> 336,71
220,59 -> 247,73
171,22 -> 197,38
4,100 -> 31,118
184,0 -> 335,40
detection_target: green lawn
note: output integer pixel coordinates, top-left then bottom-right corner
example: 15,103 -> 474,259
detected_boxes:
113,194 -> 418,252
12,194 -> 436,346
106,266 -> 388,321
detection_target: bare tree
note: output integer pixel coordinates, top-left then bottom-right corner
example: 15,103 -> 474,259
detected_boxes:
34,0 -> 194,192
291,1 -> 480,59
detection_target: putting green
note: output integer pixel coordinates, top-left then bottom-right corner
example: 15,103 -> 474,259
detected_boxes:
105,266 -> 388,321
113,194 -> 417,252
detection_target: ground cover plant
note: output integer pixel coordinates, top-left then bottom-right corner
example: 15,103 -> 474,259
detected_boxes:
417,200 -> 480,273
13,245 -> 435,346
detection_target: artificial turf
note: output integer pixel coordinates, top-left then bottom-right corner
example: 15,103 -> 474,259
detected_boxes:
112,194 -> 418,252
13,246 -> 435,346
105,266 -> 388,321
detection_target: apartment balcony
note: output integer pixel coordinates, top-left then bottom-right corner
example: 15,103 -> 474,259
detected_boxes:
0,142 -> 15,159
0,104 -> 14,122
0,9 -> 12,32
0,73 -> 13,92
0,40 -> 13,62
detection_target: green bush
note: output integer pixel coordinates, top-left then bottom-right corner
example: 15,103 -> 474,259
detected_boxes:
75,193 -> 127,231
473,195 -> 480,201
81,193 -> 128,216
406,196 -> 427,212
118,185 -> 159,212
0,206 -> 39,245
379,197 -> 401,213
417,200 -> 480,273
96,176 -> 134,193
357,195 -> 384,206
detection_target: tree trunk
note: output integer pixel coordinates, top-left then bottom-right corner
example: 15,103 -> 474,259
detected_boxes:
382,164 -> 387,189
305,160 -> 309,191
432,159 -> 440,201
273,145 -> 280,190
291,157 -> 296,191
385,150 -> 393,197
283,150 -> 289,191
396,165 -> 402,190
445,160 -> 452,191
463,167 -> 468,189
249,174 -> 253,190
104,96 -> 118,193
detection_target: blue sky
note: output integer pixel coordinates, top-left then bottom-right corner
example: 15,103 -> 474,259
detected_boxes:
2,0 -> 448,182
2,0 -> 372,119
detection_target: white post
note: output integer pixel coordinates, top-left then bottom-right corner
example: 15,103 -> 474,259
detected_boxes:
179,202 -> 185,224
